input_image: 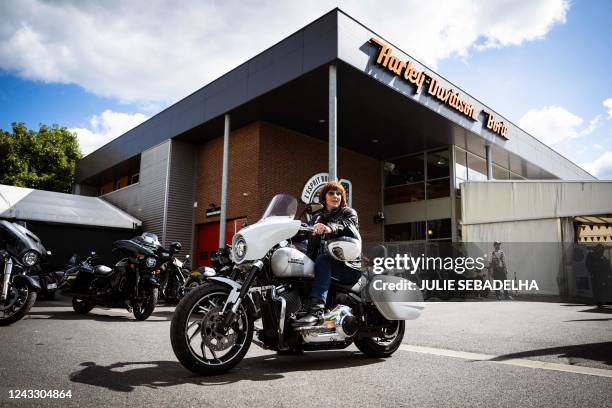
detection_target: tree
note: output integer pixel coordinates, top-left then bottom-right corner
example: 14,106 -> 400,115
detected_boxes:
0,122 -> 82,193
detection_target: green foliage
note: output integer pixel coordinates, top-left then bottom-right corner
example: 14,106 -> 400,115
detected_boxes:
0,122 -> 82,193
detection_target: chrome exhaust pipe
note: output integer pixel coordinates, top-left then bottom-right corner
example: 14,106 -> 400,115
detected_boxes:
1,257 -> 13,301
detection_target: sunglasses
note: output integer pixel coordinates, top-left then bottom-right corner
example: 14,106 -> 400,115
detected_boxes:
326,191 -> 342,197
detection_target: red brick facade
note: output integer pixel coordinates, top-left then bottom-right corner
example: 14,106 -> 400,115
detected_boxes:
195,121 -> 383,245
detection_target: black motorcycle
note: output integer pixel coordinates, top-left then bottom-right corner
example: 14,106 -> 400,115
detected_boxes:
60,232 -> 162,321
0,220 -> 50,325
183,246 -> 229,291
158,242 -> 190,302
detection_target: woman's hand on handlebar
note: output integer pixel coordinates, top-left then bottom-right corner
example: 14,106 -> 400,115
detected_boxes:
312,223 -> 332,235
299,223 -> 314,233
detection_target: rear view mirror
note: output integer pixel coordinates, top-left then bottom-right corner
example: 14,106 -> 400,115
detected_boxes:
305,203 -> 324,214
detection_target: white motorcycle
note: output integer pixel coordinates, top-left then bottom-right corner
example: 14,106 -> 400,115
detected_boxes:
170,193 -> 423,375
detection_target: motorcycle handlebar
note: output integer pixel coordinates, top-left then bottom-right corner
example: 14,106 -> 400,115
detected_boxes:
299,224 -> 314,233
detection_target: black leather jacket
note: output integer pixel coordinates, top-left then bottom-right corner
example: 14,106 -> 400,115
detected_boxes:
309,206 -> 362,270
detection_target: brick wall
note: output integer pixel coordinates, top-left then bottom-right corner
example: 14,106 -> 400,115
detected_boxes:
195,122 -> 261,225
195,121 -> 383,244
258,122 -> 383,244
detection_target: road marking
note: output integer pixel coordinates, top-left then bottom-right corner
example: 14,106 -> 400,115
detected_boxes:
399,344 -> 612,378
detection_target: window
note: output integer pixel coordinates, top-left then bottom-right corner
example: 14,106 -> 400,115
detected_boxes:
427,149 -> 450,180
455,147 -> 468,180
385,221 -> 426,242
384,154 -> 426,187
467,153 -> 487,181
130,173 -> 140,184
384,183 -> 425,204
426,178 -> 450,199
493,165 -> 509,180
427,219 -> 452,240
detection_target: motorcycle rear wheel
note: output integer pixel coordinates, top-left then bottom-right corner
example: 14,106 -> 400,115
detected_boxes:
170,284 -> 253,375
355,320 -> 405,358
133,287 -> 159,321
72,297 -> 95,315
0,282 -> 37,326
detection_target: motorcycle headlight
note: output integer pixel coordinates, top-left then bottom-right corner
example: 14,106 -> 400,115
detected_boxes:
145,257 -> 157,268
232,235 -> 247,263
22,251 -> 39,266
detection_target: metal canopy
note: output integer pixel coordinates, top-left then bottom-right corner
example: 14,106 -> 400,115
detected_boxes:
0,184 -> 141,230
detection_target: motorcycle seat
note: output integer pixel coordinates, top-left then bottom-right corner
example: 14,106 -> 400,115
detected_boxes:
94,265 -> 113,277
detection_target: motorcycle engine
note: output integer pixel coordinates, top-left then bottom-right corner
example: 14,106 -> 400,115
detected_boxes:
297,305 -> 358,343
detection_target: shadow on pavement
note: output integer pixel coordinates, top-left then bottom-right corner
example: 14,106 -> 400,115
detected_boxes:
560,304 -> 612,314
488,342 -> 612,366
69,351 -> 383,392
26,309 -> 174,322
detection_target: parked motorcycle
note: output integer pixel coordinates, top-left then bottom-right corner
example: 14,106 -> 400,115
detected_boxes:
35,267 -> 64,300
60,232 -> 162,320
182,246 -> 229,292
170,194 -> 423,375
158,242 -> 190,302
0,220 -> 50,325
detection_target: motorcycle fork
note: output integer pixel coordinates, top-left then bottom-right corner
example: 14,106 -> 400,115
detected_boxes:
1,257 -> 13,301
220,261 -> 263,330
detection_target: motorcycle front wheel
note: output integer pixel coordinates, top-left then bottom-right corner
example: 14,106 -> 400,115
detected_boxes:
0,281 -> 37,326
133,287 -> 159,321
355,320 -> 405,358
170,284 -> 253,375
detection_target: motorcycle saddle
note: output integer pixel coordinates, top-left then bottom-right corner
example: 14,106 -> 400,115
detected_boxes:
93,265 -> 113,277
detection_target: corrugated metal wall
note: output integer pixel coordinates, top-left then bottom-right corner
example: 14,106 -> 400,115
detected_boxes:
164,140 -> 196,259
102,140 -> 171,241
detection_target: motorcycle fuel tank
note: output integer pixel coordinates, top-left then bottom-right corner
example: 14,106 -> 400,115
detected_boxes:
270,247 -> 315,279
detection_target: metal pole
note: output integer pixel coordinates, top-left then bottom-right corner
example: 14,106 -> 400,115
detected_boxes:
485,144 -> 493,180
328,64 -> 337,182
219,114 -> 230,248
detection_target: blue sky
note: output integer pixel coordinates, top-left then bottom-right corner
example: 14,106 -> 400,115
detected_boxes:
0,0 -> 610,178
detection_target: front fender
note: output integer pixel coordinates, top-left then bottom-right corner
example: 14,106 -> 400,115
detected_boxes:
205,276 -> 257,314
13,275 -> 42,292
140,275 -> 160,288
208,276 -> 241,291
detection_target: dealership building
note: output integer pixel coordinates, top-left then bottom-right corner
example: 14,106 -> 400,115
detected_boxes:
74,9 -> 611,297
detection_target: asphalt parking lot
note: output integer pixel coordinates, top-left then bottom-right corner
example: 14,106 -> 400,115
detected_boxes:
1,296 -> 611,408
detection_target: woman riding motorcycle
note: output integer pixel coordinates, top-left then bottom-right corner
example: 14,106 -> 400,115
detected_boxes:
294,181 -> 362,326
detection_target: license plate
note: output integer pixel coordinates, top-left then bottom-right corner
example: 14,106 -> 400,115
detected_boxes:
47,283 -> 57,290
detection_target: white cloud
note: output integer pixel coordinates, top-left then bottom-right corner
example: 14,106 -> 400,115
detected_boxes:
0,0 -> 570,105
580,115 -> 602,136
518,106 -> 584,145
582,151 -> 612,180
604,98 -> 612,118
70,110 -> 148,156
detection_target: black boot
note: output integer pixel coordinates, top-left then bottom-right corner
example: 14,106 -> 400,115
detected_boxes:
292,297 -> 325,327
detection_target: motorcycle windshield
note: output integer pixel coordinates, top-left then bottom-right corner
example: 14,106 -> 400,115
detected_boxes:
260,194 -> 298,220
0,220 -> 47,259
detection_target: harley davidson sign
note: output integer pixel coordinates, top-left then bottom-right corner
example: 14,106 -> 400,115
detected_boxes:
370,37 -> 478,121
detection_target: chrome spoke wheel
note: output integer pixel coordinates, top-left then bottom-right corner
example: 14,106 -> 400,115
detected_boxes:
184,291 -> 249,367
0,285 -> 28,318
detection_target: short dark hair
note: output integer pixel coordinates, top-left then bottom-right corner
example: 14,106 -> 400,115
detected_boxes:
320,181 -> 347,208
